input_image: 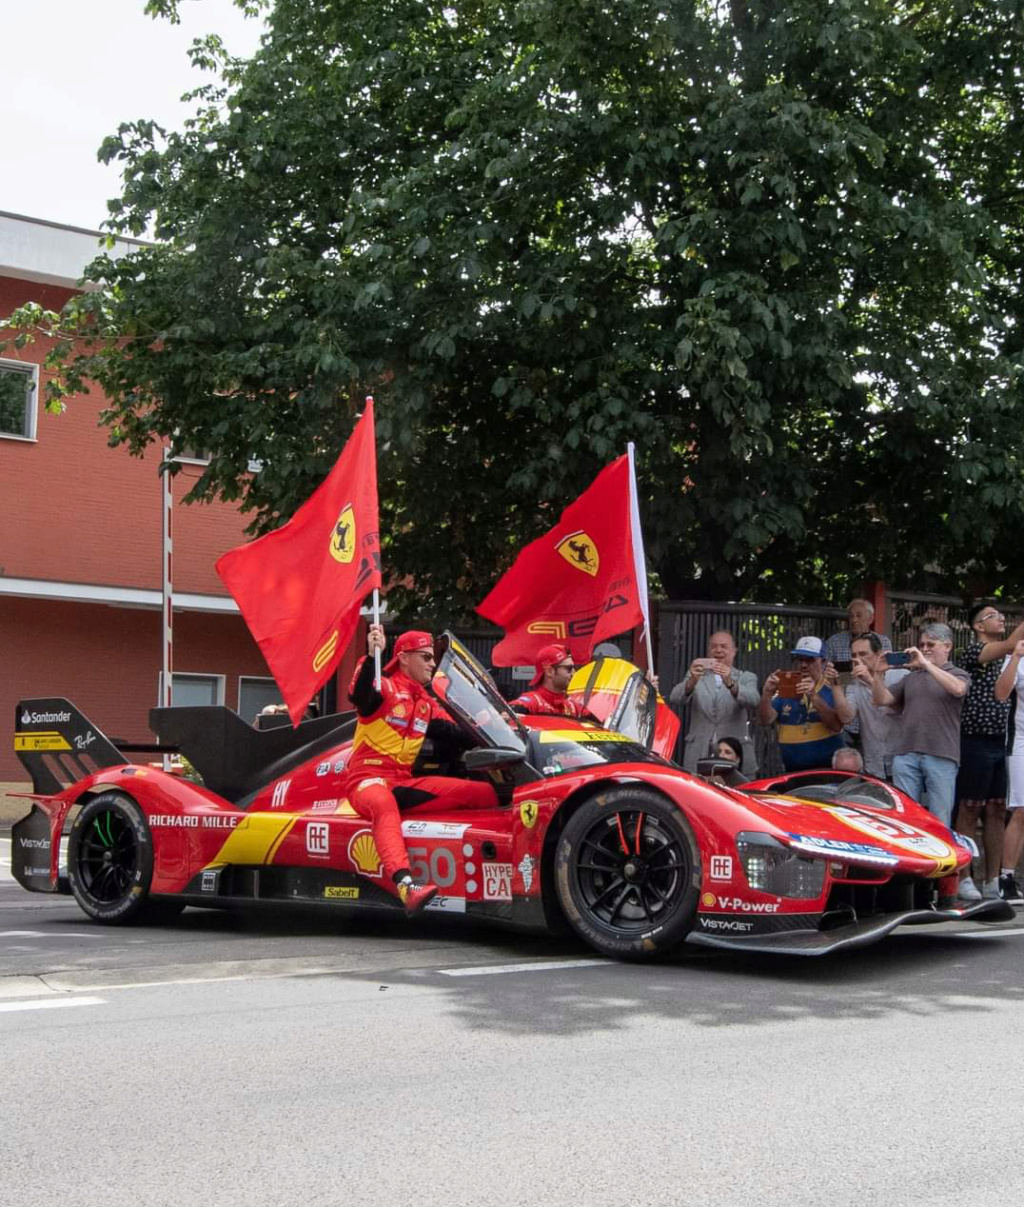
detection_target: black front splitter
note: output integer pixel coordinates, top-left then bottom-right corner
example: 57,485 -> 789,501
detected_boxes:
687,898 -> 1016,957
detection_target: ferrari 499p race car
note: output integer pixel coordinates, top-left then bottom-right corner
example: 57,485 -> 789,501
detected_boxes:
11,636 -> 1013,959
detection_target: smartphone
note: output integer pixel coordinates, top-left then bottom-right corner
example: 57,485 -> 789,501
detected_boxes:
886,651 -> 911,667
774,670 -> 804,697
832,660 -> 853,674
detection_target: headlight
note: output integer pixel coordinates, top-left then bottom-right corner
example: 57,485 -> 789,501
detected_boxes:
735,832 -> 827,900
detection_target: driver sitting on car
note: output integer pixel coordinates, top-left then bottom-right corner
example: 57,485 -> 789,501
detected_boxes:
344,625 -> 498,914
510,643 -> 586,718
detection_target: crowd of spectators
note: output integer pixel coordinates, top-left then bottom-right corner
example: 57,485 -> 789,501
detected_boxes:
670,598 -> 1024,904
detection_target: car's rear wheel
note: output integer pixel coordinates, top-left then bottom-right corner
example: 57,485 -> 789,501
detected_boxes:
554,787 -> 701,959
67,792 -> 154,924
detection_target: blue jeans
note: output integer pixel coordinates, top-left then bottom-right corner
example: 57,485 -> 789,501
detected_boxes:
892,752 -> 959,828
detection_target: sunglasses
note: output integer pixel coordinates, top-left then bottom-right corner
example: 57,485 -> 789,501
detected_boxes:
554,662 -> 575,672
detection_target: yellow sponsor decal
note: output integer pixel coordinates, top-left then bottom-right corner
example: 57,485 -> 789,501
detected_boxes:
15,731 -> 71,752
206,814 -> 300,866
324,886 -> 360,900
555,530 -> 600,577
520,800 -> 540,829
313,630 -> 339,673
527,620 -> 567,639
348,829 -> 383,878
329,503 -> 356,564
701,892 -> 716,908
537,729 -> 630,743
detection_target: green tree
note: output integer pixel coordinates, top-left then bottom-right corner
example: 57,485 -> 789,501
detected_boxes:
5,0 -> 1024,613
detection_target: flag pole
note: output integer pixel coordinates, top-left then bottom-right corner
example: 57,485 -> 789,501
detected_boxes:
365,396 -> 382,690
626,442 -> 655,680
161,445 -> 174,771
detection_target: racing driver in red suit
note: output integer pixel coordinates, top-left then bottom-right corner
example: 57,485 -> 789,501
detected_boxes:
510,643 -> 586,718
344,625 -> 498,914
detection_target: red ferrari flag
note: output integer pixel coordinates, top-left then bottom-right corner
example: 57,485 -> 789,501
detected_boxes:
477,453 -> 646,667
216,402 -> 380,725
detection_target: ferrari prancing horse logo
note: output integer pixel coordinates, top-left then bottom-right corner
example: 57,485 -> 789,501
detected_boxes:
330,504 -> 356,564
556,530 -> 599,577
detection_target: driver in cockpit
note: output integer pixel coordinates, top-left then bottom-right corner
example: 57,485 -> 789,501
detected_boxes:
510,643 -> 586,718
344,625 -> 498,914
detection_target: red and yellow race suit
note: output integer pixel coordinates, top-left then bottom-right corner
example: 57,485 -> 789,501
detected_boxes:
343,656 -> 497,885
510,685 -> 585,718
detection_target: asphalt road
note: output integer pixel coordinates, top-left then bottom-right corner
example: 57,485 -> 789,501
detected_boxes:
4,832 -> 1024,1207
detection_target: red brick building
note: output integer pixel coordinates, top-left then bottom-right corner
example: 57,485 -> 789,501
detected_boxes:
0,211 -> 295,813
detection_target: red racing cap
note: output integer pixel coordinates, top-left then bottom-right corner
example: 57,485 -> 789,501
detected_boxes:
385,630 -> 435,673
529,643 -> 572,688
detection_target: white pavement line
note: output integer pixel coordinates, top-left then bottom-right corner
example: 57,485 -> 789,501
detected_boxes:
0,996 -> 105,1014
438,958 -> 608,978
0,931 -> 105,939
957,926 -> 1024,939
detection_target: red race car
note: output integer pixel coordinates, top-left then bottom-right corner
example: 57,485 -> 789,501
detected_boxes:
10,635 -> 1012,959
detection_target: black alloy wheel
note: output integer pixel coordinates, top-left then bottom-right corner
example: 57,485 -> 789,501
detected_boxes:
555,787 -> 701,959
67,792 -> 155,924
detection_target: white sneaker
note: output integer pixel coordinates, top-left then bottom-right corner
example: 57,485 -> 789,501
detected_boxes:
982,877 -> 1001,900
959,876 -> 982,903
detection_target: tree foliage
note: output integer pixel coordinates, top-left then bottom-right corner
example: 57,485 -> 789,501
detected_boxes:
5,0 -> 1024,613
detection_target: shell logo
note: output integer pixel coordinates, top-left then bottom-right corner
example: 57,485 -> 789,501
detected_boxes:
348,829 -> 383,878
701,892 -> 716,908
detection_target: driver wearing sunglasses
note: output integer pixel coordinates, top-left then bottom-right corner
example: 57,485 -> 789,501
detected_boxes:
510,643 -> 587,718
344,624 -> 498,913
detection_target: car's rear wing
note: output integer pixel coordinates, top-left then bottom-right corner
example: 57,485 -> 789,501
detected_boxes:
14,697 -> 128,795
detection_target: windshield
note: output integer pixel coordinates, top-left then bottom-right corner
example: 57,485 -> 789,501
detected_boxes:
529,726 -> 667,778
746,773 -> 903,811
430,634 -> 527,753
568,657 -> 657,750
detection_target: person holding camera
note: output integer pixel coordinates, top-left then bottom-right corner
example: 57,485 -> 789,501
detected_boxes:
670,630 -> 759,774
994,637 -> 1024,904
868,623 -> 969,831
757,636 -> 845,772
955,606 -> 1024,902
843,633 -> 909,780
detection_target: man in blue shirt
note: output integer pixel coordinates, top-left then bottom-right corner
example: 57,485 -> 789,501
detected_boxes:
757,636 -> 845,771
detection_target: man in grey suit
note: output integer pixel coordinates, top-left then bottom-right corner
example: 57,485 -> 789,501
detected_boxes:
670,630 -> 760,775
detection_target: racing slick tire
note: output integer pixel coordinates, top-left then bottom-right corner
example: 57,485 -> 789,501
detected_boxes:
554,787 -> 701,960
67,792 -> 156,925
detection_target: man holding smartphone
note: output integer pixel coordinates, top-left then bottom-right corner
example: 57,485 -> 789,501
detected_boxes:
953,605 -> 1024,902
869,623 -> 969,832
844,633 -> 909,779
757,636 -> 845,771
671,630 -> 759,774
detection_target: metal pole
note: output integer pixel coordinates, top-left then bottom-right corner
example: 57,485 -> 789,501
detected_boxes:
161,446 -> 174,771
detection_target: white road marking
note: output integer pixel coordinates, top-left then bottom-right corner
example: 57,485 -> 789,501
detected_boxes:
0,996 -> 105,1014
957,926 -> 1024,939
0,930 -> 105,939
439,958 -> 608,978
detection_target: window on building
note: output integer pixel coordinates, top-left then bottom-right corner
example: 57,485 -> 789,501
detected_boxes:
239,676 -> 282,723
0,360 -> 39,440
169,672 -> 225,707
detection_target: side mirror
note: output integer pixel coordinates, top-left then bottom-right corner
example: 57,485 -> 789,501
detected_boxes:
695,758 -> 749,786
463,747 -> 527,771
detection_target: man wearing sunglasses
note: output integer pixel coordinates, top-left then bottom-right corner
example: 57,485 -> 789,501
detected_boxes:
510,643 -> 586,717
343,624 -> 498,913
953,605 -> 1024,903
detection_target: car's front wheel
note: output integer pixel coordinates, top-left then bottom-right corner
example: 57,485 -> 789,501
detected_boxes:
554,787 -> 701,959
67,792 -> 154,924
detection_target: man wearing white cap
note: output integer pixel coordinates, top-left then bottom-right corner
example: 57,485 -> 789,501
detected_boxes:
757,636 -> 846,771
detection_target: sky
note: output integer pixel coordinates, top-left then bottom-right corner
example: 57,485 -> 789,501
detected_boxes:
4,0 -> 265,231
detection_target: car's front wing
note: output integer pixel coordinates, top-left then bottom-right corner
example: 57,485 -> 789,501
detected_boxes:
687,898 -> 1015,956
